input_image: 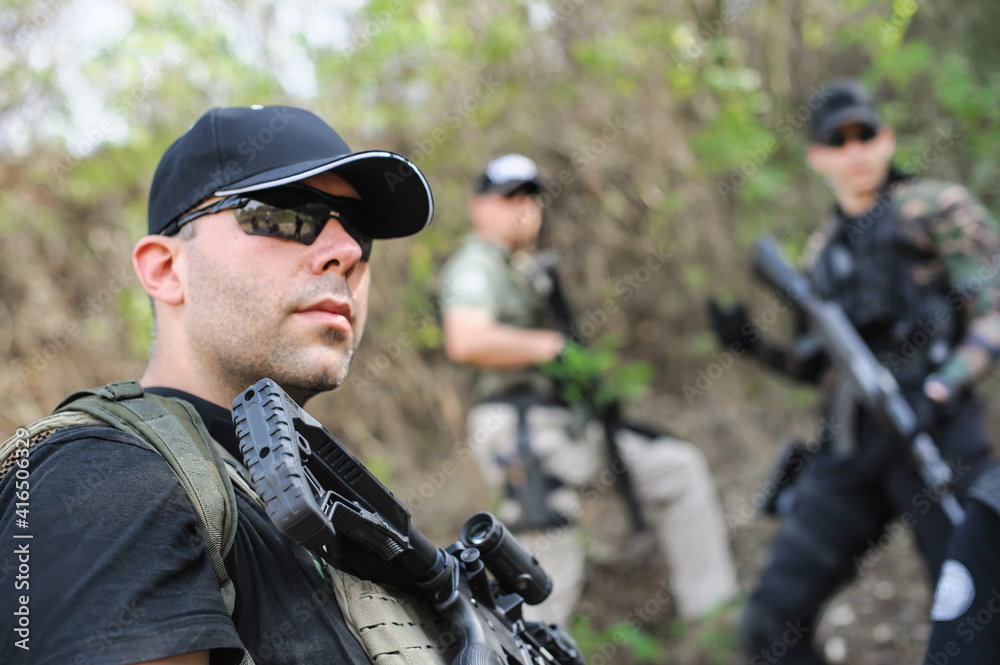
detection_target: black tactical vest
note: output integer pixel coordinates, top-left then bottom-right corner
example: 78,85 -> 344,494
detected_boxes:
809,178 -> 961,388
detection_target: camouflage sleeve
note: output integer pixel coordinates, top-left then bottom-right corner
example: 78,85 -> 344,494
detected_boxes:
898,181 -> 1000,388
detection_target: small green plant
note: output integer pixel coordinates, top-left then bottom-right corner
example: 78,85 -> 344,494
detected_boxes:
540,336 -> 654,418
570,616 -> 664,664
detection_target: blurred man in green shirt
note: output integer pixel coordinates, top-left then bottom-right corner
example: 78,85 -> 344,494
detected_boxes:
441,154 -> 738,628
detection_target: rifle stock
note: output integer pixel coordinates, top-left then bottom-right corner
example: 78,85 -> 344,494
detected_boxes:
752,236 -> 965,527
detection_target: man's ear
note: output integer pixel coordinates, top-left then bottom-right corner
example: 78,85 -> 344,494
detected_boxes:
875,125 -> 896,159
133,235 -> 185,306
806,143 -> 826,174
468,195 -> 484,225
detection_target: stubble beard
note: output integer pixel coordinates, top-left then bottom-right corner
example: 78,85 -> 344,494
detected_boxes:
266,326 -> 356,403
187,249 -> 360,405
193,301 -> 358,405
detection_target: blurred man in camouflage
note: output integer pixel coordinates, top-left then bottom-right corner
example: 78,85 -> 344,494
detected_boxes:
440,154 -> 738,629
709,79 -> 1000,664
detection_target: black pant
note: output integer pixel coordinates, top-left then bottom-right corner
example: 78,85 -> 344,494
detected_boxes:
923,497 -> 1000,665
742,395 -> 992,665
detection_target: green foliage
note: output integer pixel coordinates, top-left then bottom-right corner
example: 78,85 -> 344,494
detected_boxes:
800,17 -> 825,51
118,286 -> 153,360
679,0 -> 1000,254
569,616 -> 663,664
363,452 -> 394,486
872,40 -> 931,84
691,104 -> 773,178
691,331 -> 719,359
682,265 -> 708,289
789,385 -> 819,409
692,597 -> 744,665
541,338 -> 654,416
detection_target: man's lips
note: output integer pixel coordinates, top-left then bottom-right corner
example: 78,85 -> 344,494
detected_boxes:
296,299 -> 353,332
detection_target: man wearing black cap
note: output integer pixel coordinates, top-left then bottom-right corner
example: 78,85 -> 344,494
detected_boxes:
0,106 -> 440,665
440,154 -> 738,629
709,80 -> 1000,663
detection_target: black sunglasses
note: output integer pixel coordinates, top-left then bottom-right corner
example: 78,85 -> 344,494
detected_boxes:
503,182 -> 541,199
164,184 -> 375,260
826,124 -> 878,148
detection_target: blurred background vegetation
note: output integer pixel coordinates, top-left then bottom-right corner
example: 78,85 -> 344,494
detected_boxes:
3,0 -> 1000,662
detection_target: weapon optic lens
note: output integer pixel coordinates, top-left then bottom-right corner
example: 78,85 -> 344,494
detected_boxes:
459,512 -> 552,605
463,517 -> 495,547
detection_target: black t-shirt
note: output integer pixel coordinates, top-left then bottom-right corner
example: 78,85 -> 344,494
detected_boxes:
0,388 -> 373,665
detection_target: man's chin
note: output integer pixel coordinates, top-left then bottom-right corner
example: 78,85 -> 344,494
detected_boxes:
258,343 -> 354,398
845,176 -> 880,198
276,374 -> 346,405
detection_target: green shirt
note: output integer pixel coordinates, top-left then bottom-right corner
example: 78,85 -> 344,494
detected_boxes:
439,234 -> 561,400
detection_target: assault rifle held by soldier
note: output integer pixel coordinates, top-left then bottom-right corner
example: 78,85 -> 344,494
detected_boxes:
753,235 -> 965,526
232,378 -> 586,665
536,254 -> 648,533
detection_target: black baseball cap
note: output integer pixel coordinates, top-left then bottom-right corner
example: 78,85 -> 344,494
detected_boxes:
811,79 -> 881,144
148,105 -> 434,238
475,153 -> 544,195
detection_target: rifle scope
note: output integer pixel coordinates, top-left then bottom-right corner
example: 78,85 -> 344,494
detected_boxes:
461,512 -> 552,606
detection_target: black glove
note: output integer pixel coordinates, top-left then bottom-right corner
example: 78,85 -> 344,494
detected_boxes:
707,299 -> 761,352
910,374 -> 960,432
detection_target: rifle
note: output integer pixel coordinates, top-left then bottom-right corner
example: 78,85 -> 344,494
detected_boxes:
496,395 -> 570,530
538,256 -> 648,533
752,235 -> 965,527
232,378 -> 586,665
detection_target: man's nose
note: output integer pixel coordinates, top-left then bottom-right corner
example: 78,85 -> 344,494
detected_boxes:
306,218 -> 364,274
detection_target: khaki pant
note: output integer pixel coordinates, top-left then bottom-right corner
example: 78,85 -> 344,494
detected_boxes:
467,402 -> 738,627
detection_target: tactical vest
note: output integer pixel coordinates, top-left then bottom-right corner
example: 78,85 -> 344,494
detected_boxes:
810,191 -> 960,389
